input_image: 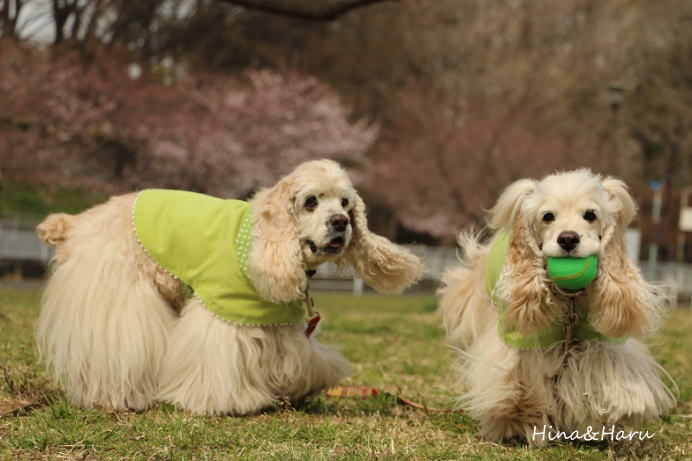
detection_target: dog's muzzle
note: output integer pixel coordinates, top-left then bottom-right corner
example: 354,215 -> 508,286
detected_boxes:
305,234 -> 348,255
323,236 -> 346,254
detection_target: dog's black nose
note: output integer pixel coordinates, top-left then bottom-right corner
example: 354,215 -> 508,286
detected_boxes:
329,214 -> 349,232
557,231 -> 580,252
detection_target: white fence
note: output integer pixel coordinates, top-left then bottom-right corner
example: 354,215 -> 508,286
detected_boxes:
312,245 -> 459,281
313,245 -> 692,300
642,262 -> 692,305
1,219 -> 690,301
0,219 -> 52,262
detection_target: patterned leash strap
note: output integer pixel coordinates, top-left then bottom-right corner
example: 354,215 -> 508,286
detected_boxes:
552,284 -> 585,359
303,270 -> 321,338
324,386 -> 460,413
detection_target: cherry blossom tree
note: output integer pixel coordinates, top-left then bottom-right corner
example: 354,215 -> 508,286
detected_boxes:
0,41 -> 376,197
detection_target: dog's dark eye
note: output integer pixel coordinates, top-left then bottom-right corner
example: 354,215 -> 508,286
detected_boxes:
542,212 -> 555,223
341,198 -> 349,208
583,210 -> 597,222
304,196 -> 318,211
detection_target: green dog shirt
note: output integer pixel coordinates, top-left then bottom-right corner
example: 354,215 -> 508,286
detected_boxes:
133,189 -> 305,326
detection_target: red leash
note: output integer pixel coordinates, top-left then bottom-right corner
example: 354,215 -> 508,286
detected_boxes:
303,273 -> 458,413
324,386 -> 461,413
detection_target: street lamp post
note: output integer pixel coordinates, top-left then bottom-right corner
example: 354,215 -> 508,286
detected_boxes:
608,82 -> 626,112
607,81 -> 626,177
648,180 -> 663,275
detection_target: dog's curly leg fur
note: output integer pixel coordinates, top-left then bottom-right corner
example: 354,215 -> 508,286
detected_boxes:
158,299 -> 351,415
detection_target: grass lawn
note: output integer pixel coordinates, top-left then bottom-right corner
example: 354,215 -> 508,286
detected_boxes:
0,181 -> 105,221
0,288 -> 690,460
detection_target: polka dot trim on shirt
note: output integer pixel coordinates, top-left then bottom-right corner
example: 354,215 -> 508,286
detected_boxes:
235,210 -> 253,278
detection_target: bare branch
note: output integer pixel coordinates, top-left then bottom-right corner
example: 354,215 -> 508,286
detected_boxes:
215,0 -> 398,21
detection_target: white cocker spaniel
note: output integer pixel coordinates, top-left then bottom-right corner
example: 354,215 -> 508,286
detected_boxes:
438,169 -> 676,444
36,159 -> 423,415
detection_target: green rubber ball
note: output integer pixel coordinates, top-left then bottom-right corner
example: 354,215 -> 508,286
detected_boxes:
546,255 -> 598,291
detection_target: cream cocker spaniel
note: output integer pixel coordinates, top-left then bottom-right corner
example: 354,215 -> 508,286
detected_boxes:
36,159 -> 423,415
438,169 -> 676,444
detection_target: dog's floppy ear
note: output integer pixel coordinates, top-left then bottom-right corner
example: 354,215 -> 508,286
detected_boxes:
490,178 -> 553,334
599,177 -> 637,247
591,176 -> 653,337
249,178 -> 307,303
590,228 -> 654,338
344,194 -> 423,293
602,177 -> 637,229
489,179 -> 536,230
503,213 -> 557,335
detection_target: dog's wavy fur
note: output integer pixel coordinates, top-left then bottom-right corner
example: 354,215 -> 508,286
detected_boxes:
36,159 -> 423,414
439,169 -> 676,444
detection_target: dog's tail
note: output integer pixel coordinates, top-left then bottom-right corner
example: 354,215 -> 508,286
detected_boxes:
37,213 -> 76,246
437,229 -> 492,351
456,230 -> 488,268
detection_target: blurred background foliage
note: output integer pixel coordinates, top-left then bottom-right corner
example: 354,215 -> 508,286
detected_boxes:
0,0 -> 690,255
